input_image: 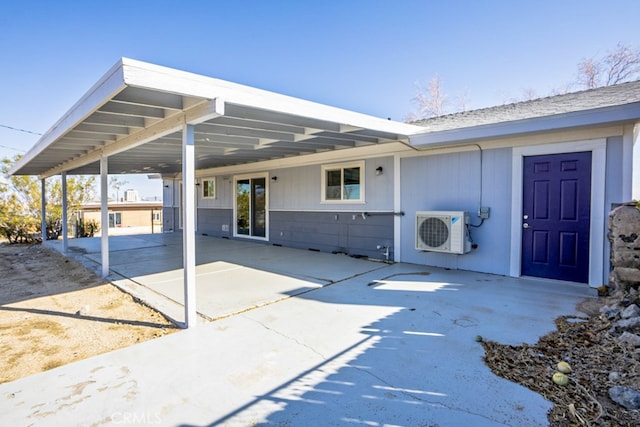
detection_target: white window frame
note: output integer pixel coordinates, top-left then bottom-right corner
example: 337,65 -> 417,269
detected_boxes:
202,178 -> 216,199
233,172 -> 269,241
108,212 -> 122,228
321,161 -> 365,203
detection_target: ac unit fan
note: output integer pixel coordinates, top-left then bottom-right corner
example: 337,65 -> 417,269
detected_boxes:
415,211 -> 471,254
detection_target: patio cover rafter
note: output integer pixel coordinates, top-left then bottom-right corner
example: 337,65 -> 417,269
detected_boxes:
10,58 -> 424,179
42,98 -> 224,178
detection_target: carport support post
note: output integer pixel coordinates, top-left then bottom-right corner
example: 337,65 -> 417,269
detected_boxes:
182,124 -> 197,328
100,156 -> 109,278
61,172 -> 68,253
40,178 -> 46,243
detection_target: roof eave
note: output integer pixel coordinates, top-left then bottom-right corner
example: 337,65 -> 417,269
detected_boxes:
120,58 -> 425,137
9,59 -> 128,176
10,58 -> 424,177
409,102 -> 640,148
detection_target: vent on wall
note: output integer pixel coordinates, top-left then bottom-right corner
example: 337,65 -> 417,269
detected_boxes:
415,211 -> 471,254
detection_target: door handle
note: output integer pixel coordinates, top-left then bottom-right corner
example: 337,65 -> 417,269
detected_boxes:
523,223 -> 529,229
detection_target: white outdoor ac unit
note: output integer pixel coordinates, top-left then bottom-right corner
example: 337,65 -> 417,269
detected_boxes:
415,211 -> 471,254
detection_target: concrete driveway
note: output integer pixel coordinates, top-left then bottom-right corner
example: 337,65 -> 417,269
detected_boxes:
1,234 -> 594,426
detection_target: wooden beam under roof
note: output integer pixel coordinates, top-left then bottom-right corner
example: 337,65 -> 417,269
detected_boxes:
223,104 -> 342,133
74,123 -> 131,135
113,87 -> 183,110
42,99 -> 224,178
210,116 -> 306,134
98,101 -> 166,118
197,122 -> 296,142
84,111 -> 147,128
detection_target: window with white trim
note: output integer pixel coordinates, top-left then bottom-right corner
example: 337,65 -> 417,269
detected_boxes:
321,161 -> 364,202
108,212 -> 122,228
202,178 -> 216,199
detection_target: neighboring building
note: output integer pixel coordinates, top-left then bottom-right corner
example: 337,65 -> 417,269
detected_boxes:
9,59 -> 640,288
80,202 -> 163,233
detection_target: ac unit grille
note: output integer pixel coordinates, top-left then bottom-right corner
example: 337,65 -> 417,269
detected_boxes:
418,217 -> 449,248
415,211 -> 471,254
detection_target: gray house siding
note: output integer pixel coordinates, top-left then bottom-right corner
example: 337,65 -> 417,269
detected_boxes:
605,136 -> 625,208
162,207 -> 175,232
164,156 -> 396,258
270,211 -> 393,259
399,148 -> 513,275
160,132 -> 629,281
197,208 -> 233,238
267,157 -> 395,258
269,156 -> 395,211
399,135 -> 627,283
604,135 -> 626,277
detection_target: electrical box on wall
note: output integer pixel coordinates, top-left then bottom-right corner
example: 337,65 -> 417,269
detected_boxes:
478,206 -> 490,219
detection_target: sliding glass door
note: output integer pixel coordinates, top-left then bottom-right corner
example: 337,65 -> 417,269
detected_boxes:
235,175 -> 267,239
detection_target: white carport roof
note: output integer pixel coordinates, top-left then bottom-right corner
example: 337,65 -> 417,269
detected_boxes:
10,58 -> 425,178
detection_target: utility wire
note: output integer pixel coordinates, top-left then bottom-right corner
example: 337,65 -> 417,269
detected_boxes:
0,144 -> 24,153
0,124 -> 42,136
0,124 -> 40,154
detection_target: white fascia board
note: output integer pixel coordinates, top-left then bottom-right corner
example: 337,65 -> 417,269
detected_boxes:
410,102 -> 640,148
120,58 -> 424,137
9,59 -> 128,176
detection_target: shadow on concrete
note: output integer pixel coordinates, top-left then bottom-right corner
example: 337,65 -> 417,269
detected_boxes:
0,235 -> 596,426
182,268 -> 592,426
48,233 -> 389,324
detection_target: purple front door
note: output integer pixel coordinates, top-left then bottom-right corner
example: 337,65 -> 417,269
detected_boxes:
521,152 -> 592,283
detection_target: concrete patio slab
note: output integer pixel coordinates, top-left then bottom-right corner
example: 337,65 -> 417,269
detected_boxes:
48,234 -> 388,323
0,253 -> 594,426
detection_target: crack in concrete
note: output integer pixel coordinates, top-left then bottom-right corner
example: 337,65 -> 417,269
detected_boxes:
245,316 -> 327,361
350,365 -> 513,426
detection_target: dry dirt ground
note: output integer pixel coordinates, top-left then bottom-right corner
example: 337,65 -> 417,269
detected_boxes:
0,243 -> 177,384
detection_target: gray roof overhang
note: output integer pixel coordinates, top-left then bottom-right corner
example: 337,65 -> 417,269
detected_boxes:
10,58 -> 425,178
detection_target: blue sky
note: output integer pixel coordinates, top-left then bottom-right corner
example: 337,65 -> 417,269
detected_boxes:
1,0 -> 638,199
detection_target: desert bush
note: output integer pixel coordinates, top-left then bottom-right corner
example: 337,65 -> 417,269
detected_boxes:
76,218 -> 99,238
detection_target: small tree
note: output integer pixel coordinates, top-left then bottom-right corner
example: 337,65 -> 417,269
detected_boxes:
109,176 -> 129,202
410,75 -> 448,120
0,191 -> 39,243
0,155 -> 96,242
407,75 -> 469,121
407,43 -> 640,121
576,43 -> 640,89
